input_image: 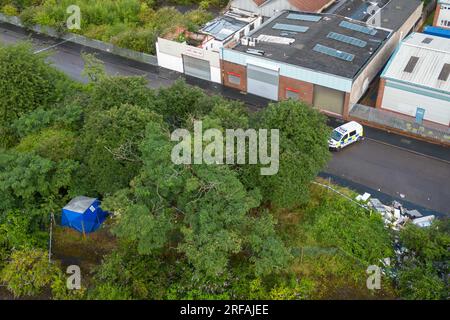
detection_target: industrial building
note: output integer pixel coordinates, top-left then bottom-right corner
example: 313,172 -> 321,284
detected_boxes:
156,8 -> 262,83
433,0 -> 450,29
229,0 -> 336,17
423,25 -> 450,39
220,0 -> 423,118
221,11 -> 393,116
333,0 -> 422,32
376,33 -> 450,127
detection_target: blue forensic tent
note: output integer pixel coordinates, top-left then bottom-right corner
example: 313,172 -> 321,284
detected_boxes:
61,196 -> 108,234
423,26 -> 450,39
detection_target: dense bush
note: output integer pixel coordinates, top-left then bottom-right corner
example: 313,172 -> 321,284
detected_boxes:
1,0 -> 215,54
0,42 -> 75,147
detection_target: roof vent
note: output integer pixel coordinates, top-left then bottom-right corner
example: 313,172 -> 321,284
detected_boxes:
246,48 -> 265,56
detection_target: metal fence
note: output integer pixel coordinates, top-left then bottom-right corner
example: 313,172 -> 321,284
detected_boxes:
0,13 -> 158,66
349,104 -> 450,145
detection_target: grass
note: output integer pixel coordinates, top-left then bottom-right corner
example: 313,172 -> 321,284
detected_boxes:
273,178 -> 397,299
52,222 -> 117,288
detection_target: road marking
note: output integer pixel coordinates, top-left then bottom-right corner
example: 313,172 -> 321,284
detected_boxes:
33,37 -> 75,54
365,137 -> 450,165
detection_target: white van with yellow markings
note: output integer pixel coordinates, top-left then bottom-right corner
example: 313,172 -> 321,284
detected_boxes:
328,121 -> 364,151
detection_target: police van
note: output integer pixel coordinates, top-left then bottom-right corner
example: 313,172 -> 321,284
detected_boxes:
328,121 -> 364,151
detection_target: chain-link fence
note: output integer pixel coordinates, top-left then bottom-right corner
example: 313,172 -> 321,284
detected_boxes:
349,104 -> 450,145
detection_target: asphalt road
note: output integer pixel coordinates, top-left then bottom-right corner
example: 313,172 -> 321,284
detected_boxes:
1,23 -> 449,215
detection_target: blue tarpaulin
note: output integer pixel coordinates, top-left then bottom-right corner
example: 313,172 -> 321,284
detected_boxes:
423,26 -> 450,39
61,196 -> 108,234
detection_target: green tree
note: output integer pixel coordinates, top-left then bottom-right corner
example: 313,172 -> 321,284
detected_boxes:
398,263 -> 447,300
154,79 -> 214,129
1,248 -> 59,297
78,103 -> 162,195
397,220 -> 449,300
0,42 -> 74,147
15,128 -> 77,162
105,119 -> 291,278
246,100 -> 330,209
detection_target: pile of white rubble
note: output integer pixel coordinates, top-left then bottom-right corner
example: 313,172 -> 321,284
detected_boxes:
355,192 -> 435,231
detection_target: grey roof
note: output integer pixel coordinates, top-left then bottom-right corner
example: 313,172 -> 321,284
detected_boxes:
382,33 -> 450,92
333,0 -> 423,31
233,11 -> 390,79
63,196 -> 97,214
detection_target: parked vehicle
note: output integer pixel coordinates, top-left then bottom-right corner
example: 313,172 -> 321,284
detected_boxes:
328,121 -> 364,151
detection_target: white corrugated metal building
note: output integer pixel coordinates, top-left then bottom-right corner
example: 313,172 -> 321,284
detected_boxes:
229,0 -> 335,17
376,33 -> 450,126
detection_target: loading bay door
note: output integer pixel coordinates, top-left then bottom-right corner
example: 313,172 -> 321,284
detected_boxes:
247,64 -> 279,101
313,85 -> 345,115
182,55 -> 211,81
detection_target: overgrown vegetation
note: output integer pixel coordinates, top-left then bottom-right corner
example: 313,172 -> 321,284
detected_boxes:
0,42 -> 447,300
0,0 -> 224,54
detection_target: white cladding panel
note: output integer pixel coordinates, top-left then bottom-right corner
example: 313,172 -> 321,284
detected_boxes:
382,84 -> 450,126
157,38 -> 222,83
157,44 -> 184,73
247,64 -> 279,100
437,4 -> 450,27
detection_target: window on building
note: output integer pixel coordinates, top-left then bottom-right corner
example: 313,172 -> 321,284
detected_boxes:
404,56 -> 419,73
249,23 -> 255,31
227,72 -> 241,85
286,88 -> 299,100
438,63 -> 450,81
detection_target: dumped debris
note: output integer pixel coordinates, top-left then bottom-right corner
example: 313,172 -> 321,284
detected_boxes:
355,192 -> 371,202
412,215 -> 435,228
405,209 -> 423,219
365,197 -> 433,231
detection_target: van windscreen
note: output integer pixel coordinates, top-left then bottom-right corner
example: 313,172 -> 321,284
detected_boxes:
331,130 -> 343,141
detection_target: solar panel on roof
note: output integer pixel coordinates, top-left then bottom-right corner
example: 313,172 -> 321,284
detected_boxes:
272,23 -> 309,33
286,13 -> 322,22
313,44 -> 355,62
339,21 -> 377,36
327,32 -> 367,48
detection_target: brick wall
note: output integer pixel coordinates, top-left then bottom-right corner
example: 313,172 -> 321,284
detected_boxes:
343,93 -> 351,119
222,61 -> 247,91
433,4 -> 441,27
278,76 -> 314,104
375,78 -> 386,109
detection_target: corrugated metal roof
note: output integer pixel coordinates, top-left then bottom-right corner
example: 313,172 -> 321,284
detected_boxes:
382,33 -> 450,92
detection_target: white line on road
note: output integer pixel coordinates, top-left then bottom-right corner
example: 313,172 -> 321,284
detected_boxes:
33,37 -> 75,54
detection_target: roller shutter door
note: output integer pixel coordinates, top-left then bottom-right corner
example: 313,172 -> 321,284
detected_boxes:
313,85 -> 345,115
183,55 -> 211,81
247,64 -> 279,101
